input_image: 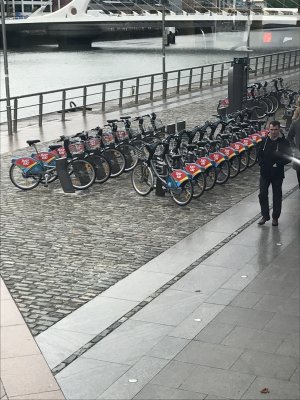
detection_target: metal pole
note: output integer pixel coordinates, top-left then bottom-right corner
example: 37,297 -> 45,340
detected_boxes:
1,0 -> 13,135
161,4 -> 166,99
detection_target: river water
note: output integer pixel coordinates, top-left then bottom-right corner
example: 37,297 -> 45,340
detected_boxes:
1,28 -> 299,99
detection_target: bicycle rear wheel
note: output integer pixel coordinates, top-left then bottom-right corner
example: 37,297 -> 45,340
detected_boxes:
204,166 -> 217,191
239,151 -> 250,172
229,155 -> 241,178
216,160 -> 230,184
254,100 -> 269,119
9,164 -> 40,190
103,148 -> 126,178
67,159 -> 95,190
86,154 -> 111,184
247,146 -> 258,167
268,95 -> 279,113
170,180 -> 193,206
192,172 -> 206,199
131,163 -> 154,196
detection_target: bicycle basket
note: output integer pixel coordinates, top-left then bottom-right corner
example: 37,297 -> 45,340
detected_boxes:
154,119 -> 165,131
85,137 -> 101,150
102,132 -> 115,146
68,141 -> 85,155
116,130 -> 129,141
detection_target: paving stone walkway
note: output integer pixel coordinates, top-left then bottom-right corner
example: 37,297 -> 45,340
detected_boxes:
1,73 -> 299,337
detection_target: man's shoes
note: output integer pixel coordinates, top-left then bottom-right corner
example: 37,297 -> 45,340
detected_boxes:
272,218 -> 279,226
258,217 -> 270,225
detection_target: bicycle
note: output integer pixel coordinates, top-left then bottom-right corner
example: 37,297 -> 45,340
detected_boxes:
10,140 -> 95,191
131,141 -> 194,206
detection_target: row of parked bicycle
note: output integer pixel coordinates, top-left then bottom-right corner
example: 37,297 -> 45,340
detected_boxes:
9,113 -> 164,191
218,76 -> 300,119
10,104 -> 273,206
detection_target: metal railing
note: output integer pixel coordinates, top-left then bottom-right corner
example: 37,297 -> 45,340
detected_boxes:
0,49 -> 299,133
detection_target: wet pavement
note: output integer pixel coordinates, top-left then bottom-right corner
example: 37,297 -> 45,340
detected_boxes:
0,69 -> 299,399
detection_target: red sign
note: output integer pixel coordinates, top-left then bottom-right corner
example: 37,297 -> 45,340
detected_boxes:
263,32 -> 272,43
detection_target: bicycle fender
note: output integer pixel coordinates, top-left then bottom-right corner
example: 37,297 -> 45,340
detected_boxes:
184,163 -> 203,177
195,157 -> 213,169
258,129 -> 269,138
230,142 -> 246,153
167,169 -> 189,188
219,147 -> 237,159
240,138 -> 254,148
33,152 -> 56,165
248,134 -> 262,143
14,157 -> 42,174
209,152 -> 226,165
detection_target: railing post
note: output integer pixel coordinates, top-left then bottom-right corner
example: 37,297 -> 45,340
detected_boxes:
220,63 -> 224,84
162,72 -> 167,99
268,55 -> 272,73
288,51 -> 292,70
83,86 -> 87,116
135,78 -> 139,104
276,53 -> 280,71
39,94 -> 43,127
282,52 -> 286,70
119,80 -> 123,108
176,70 -> 180,94
188,68 -> 193,91
150,75 -> 154,101
13,98 -> 18,133
210,64 -> 215,86
200,66 -> 204,88
255,57 -> 259,76
262,56 -> 266,75
102,83 -> 106,111
61,90 -> 66,122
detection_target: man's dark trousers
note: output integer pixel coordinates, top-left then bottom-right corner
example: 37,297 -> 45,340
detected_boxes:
259,175 -> 283,219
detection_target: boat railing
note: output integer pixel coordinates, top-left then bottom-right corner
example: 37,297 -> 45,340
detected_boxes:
0,49 -> 299,133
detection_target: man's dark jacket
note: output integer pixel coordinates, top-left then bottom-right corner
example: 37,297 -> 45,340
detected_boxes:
257,134 -> 291,179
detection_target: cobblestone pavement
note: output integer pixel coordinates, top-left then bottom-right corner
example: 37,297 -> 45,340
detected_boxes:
1,75 -> 299,336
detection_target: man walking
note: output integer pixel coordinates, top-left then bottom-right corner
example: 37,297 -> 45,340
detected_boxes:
257,121 -> 291,226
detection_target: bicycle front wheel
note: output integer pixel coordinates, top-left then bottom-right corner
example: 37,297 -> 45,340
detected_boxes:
170,180 -> 193,206
67,159 -> 95,190
216,160 -> 230,185
86,154 -> 111,184
103,149 -> 126,178
118,143 -> 139,172
192,172 -> 206,199
131,163 -> 154,196
9,164 -> 40,190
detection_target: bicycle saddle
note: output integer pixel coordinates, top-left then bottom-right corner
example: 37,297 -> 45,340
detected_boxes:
120,116 -> 131,120
107,119 -> 118,124
27,140 -> 40,146
197,141 -> 208,147
187,144 -> 197,150
208,140 -> 219,146
48,144 -> 62,151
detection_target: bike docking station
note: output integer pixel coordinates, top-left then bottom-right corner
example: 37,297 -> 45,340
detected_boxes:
227,57 -> 249,113
155,121 -> 186,197
55,158 -> 75,193
155,123 -> 176,197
